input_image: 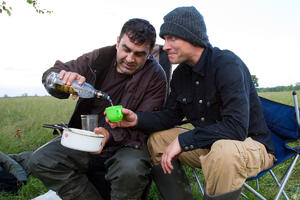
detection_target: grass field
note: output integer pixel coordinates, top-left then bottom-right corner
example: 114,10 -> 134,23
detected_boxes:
0,91 -> 299,199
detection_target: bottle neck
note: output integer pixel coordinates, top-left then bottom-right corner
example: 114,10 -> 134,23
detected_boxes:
95,91 -> 108,99
95,91 -> 103,98
95,91 -> 112,105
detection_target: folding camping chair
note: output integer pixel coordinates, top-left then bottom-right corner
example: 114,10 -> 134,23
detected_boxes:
192,91 -> 300,200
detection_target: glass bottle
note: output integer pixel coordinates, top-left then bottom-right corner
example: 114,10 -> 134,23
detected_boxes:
45,72 -> 112,104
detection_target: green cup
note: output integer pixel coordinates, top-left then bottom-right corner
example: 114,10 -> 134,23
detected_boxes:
105,105 -> 123,122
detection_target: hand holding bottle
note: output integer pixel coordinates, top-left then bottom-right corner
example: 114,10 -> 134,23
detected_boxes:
45,71 -> 111,101
59,70 -> 86,100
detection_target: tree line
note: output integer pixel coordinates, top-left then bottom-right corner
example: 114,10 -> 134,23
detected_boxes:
257,84 -> 300,93
252,75 -> 300,92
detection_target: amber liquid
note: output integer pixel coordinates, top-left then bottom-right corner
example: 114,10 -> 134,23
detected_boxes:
55,83 -> 114,107
54,84 -> 77,95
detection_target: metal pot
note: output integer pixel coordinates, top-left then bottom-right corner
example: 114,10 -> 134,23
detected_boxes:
61,128 -> 104,152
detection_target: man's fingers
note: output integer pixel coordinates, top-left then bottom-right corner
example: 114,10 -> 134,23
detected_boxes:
62,72 -> 71,85
71,94 -> 78,100
68,73 -> 78,85
166,158 -> 173,173
77,76 -> 86,85
93,127 -> 109,155
161,155 -> 167,174
59,70 -> 66,79
105,117 -> 117,128
60,71 -> 84,86
161,153 -> 171,174
164,157 -> 171,174
122,108 -> 130,115
94,127 -> 106,134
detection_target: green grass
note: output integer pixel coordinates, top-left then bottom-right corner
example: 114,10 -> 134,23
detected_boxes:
0,96 -> 75,199
0,91 -> 299,199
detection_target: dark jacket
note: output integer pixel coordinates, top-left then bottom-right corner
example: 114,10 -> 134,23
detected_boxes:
42,45 -> 167,150
137,46 -> 275,154
0,151 -> 32,193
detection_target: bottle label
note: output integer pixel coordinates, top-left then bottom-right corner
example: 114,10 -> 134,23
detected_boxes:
54,83 -> 77,95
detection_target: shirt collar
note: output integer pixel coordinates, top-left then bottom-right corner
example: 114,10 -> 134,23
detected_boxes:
190,47 -> 209,76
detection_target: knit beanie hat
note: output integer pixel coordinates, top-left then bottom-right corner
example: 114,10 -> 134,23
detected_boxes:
160,6 -> 210,47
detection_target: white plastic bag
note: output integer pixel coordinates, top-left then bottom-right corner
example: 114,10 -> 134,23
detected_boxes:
32,190 -> 62,200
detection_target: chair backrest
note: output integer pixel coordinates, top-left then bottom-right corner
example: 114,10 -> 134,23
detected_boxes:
260,97 -> 300,165
246,97 -> 300,181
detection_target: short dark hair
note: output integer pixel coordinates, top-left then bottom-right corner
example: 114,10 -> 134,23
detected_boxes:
120,18 -> 156,50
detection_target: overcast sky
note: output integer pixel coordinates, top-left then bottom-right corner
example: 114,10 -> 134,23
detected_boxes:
1,0 -> 300,97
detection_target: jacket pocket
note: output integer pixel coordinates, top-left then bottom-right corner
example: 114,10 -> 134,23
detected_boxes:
176,95 -> 194,115
244,139 -> 263,178
205,97 -> 221,122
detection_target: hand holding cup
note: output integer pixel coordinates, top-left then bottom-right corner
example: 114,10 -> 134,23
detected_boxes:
105,105 -> 124,122
105,107 -> 138,128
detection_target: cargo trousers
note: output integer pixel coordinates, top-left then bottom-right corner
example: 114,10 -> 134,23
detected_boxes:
147,128 -> 275,195
28,137 -> 152,200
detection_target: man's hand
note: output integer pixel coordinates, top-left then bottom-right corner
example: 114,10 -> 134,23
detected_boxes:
161,137 -> 182,174
105,108 -> 138,128
59,70 -> 86,100
92,127 -> 110,154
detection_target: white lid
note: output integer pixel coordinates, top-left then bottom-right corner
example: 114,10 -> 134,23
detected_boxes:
66,128 -> 104,138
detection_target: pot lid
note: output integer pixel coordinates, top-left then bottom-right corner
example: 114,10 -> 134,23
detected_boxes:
65,128 -> 104,138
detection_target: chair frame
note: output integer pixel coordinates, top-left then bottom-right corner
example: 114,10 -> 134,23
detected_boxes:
192,91 -> 300,200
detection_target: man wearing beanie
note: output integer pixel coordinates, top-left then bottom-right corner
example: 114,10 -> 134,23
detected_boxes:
107,6 -> 275,200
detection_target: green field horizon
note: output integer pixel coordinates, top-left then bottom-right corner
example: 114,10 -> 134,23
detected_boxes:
0,90 -> 299,199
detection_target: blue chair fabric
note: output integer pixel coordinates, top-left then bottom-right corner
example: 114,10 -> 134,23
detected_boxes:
192,94 -> 300,200
247,97 -> 300,181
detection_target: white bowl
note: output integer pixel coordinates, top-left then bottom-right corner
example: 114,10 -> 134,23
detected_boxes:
61,128 -> 104,152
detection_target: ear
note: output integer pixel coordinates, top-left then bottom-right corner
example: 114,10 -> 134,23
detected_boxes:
116,36 -> 120,49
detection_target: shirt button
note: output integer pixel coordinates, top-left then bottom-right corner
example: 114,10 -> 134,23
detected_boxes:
190,145 -> 194,149
201,117 -> 205,121
199,99 -> 203,104
195,81 -> 200,85
184,146 -> 189,151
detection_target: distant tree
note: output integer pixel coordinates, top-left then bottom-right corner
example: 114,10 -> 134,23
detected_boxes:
251,75 -> 259,88
3,94 -> 9,98
295,84 -> 300,90
22,93 -> 28,97
0,0 -> 52,16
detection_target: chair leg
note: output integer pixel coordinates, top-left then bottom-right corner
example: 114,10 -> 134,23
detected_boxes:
255,179 -> 260,191
274,154 -> 299,200
243,183 -> 267,200
191,167 -> 205,196
240,191 -> 249,199
269,170 -> 289,200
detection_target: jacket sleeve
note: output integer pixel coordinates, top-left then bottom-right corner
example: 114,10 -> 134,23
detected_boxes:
135,68 -> 167,113
137,71 -> 185,131
178,56 -> 251,151
0,152 -> 28,183
41,49 -> 100,99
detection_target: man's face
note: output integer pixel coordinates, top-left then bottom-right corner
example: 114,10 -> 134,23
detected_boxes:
162,35 -> 195,65
116,34 -> 151,75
